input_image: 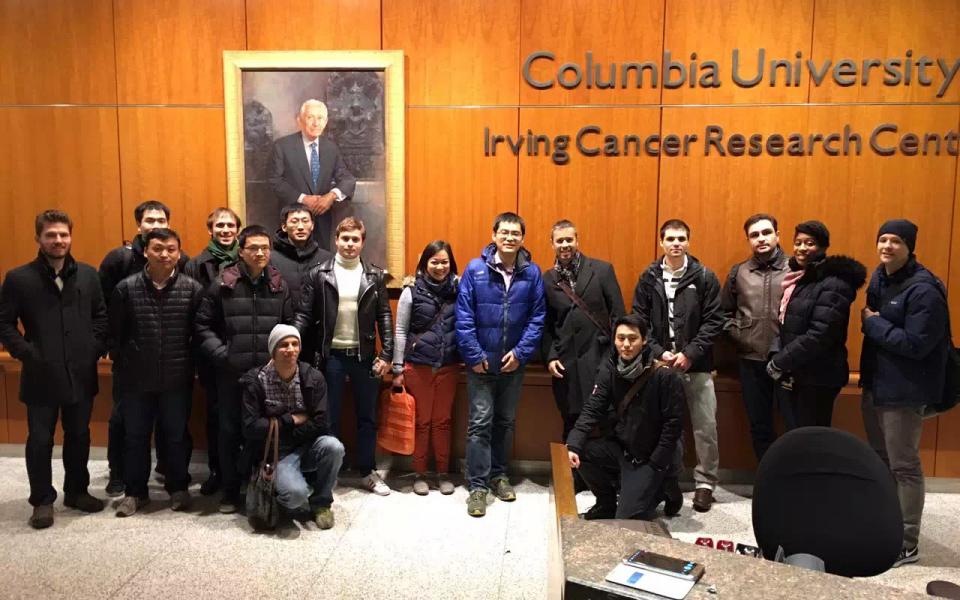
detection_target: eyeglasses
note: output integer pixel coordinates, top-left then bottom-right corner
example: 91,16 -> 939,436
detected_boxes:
496,230 -> 523,239
244,246 -> 270,255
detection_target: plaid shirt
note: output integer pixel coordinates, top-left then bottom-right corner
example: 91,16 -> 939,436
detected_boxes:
258,362 -> 306,417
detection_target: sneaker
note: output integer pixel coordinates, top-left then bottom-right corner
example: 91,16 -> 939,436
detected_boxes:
115,496 -> 148,518
64,492 -> 105,513
893,546 -> 920,567
105,477 -> 125,497
200,471 -> 221,496
491,477 -> 516,502
314,507 -> 335,530
170,490 -> 191,512
413,475 -> 430,496
437,474 -> 455,495
581,502 -> 616,520
467,489 -> 488,517
662,479 -> 683,517
362,472 -> 391,496
29,504 -> 54,529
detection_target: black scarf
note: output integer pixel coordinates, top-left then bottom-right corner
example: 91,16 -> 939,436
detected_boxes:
418,272 -> 457,302
554,251 -> 582,289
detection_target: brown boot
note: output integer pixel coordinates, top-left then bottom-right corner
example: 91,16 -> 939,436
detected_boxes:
693,488 -> 714,513
29,504 -> 54,529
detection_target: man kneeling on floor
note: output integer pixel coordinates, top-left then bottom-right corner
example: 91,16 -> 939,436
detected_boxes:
566,314 -> 685,520
241,325 -> 345,529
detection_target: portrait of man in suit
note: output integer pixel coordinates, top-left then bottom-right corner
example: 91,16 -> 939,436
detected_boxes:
228,57 -> 401,279
268,99 -> 357,251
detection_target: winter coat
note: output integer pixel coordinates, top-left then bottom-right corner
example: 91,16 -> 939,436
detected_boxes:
567,351 -> 685,471
404,275 -> 460,368
860,258 -> 950,407
455,244 -> 546,369
184,248 -> 234,293
542,255 -> 625,414
0,254 -> 107,406
292,257 -> 393,364
241,361 -> 329,456
270,230 -> 332,307
108,270 -> 203,393
771,254 -> 867,389
631,255 -> 726,373
720,247 -> 789,361
195,263 -> 293,378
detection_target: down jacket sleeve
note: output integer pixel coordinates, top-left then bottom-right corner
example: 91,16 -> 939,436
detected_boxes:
862,283 -> 948,359
455,266 -> 484,367
512,267 -> 546,365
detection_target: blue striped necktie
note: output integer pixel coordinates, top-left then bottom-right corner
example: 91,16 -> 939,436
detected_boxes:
310,141 -> 320,189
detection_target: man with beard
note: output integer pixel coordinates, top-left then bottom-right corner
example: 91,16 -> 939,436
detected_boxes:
0,210 -> 108,528
99,200 -> 190,496
271,204 -> 332,307
542,219 -> 625,441
184,207 -> 243,496
721,214 -> 789,461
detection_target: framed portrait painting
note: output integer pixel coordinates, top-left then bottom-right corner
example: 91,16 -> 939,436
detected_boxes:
223,50 -> 404,284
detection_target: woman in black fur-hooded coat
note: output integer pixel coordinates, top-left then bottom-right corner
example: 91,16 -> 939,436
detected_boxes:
767,220 -> 867,429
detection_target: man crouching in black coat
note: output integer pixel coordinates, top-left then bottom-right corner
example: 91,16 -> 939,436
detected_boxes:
566,314 -> 685,520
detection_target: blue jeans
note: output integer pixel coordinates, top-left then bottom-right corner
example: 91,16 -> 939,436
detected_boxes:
465,367 -> 525,491
275,436 -> 345,511
324,350 -> 381,474
121,388 -> 193,498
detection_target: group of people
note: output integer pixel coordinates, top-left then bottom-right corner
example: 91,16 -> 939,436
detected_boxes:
0,203 -> 949,568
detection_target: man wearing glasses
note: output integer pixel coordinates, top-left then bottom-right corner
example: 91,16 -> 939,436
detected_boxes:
456,212 -> 546,517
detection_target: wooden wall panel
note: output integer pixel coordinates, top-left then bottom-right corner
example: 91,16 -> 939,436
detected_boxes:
246,0 -> 381,50
519,0 -> 663,106
382,0 -> 521,106
518,107 -> 661,297
935,139 -> 960,477
662,0 -> 814,105
405,108 -> 518,275
810,0 -> 960,103
113,0 -> 246,105
659,105 -> 959,369
0,108 -> 123,275
117,108 -> 228,256
0,0 -> 117,104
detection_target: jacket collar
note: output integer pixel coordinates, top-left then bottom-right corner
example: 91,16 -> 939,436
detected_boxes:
746,246 -> 787,272
221,262 -> 284,292
33,251 -> 77,280
481,243 -> 533,273
273,230 -> 319,260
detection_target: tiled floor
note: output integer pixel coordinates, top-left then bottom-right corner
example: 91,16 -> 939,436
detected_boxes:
3,452 -> 960,599
0,456 -> 549,600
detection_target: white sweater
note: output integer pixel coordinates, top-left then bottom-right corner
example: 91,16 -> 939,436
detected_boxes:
331,254 -> 363,349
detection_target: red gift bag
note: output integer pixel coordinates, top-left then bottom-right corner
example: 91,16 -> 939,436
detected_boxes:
377,385 -> 416,455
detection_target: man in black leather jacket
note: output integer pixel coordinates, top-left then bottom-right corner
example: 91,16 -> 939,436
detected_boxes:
293,217 -> 394,495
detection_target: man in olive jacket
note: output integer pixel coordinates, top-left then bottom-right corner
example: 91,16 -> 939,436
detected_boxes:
0,210 -> 108,529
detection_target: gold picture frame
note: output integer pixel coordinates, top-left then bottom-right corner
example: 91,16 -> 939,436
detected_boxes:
223,50 -> 405,284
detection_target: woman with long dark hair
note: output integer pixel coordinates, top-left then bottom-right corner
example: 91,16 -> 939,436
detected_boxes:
392,241 -> 461,495
766,221 -> 866,429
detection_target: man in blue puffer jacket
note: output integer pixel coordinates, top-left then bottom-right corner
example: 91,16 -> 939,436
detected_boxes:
456,212 -> 546,517
861,219 -> 950,568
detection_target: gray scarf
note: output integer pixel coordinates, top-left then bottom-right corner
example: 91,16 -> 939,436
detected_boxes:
617,354 -> 646,381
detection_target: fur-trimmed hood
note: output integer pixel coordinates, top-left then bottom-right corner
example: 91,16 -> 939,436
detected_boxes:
791,254 -> 867,290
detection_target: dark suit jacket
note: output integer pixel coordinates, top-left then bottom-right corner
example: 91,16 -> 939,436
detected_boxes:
268,132 -> 357,249
541,255 -> 625,416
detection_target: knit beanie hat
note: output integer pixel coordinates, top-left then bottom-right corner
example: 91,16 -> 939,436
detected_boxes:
267,324 -> 301,357
794,220 -> 830,250
877,219 -> 918,253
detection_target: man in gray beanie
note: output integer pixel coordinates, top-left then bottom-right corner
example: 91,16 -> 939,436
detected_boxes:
240,323 -> 345,529
861,218 -> 949,567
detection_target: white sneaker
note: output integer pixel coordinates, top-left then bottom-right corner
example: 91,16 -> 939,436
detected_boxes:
362,471 -> 391,496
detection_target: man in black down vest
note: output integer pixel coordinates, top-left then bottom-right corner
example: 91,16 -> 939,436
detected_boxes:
0,210 -> 108,529
109,228 -> 203,517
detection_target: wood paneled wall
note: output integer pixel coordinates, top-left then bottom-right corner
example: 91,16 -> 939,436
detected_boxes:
2,0 -> 960,475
